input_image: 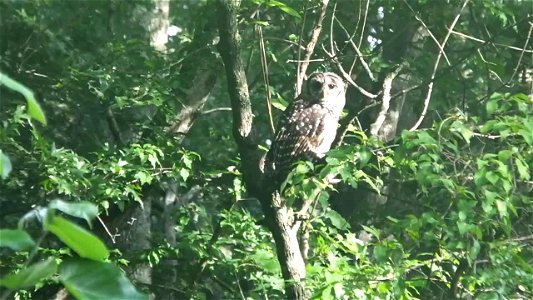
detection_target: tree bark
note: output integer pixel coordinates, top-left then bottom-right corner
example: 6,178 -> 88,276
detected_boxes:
148,0 -> 169,52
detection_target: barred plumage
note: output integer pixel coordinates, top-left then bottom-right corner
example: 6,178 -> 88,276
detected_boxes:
264,72 -> 346,184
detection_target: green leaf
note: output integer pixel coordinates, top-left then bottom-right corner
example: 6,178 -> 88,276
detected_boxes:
27,96 -> 47,125
48,200 -> 99,228
250,249 -> 280,274
496,199 -> 508,218
469,239 -> 480,262
179,168 -> 190,182
0,72 -> 47,125
0,150 -> 12,179
514,157 -> 530,180
485,171 -> 499,184
45,215 -> 109,261
358,148 -> 372,167
59,258 -> 147,300
325,210 -> 349,230
0,258 -> 57,290
497,150 -> 512,161
0,229 -> 35,251
267,0 -> 301,19
486,93 -> 502,115
373,244 -> 388,263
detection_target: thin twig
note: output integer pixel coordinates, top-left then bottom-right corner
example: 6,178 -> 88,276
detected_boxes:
323,44 -> 378,99
287,58 -> 329,63
296,0 -> 330,96
450,29 -> 533,53
358,0 -> 370,48
508,21 -> 533,83
201,107 -> 232,115
257,21 -> 275,133
403,0 -> 451,66
335,16 -> 376,81
97,215 -> 116,244
410,0 -> 470,131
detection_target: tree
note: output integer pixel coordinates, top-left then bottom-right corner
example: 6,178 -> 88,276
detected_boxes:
1,0 -> 532,299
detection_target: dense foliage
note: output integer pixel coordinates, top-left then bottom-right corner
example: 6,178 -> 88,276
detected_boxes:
1,0 -> 531,299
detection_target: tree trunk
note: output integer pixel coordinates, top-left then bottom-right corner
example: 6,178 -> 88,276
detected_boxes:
216,0 -> 308,298
148,0 -> 169,52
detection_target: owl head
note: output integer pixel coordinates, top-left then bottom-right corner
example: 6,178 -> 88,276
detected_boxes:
306,72 -> 346,107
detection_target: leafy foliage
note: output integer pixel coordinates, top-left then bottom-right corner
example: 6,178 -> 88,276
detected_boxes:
1,0 -> 531,299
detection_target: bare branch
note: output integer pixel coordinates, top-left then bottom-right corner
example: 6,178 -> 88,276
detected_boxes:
201,107 -> 232,115
410,0 -> 470,131
296,0 -> 330,96
403,0 -> 451,66
334,16 -> 376,81
358,0 -> 370,48
97,215 -> 116,244
323,44 -> 378,99
257,22 -> 276,133
508,21 -> 533,83
450,29 -> 533,53
217,0 -> 253,141
370,65 -> 404,136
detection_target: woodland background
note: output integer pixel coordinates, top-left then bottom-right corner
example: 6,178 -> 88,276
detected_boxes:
0,0 -> 532,299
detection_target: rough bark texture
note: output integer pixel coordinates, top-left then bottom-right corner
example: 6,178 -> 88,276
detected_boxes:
217,0 -> 307,298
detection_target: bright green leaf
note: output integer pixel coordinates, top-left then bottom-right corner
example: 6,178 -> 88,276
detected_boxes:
0,258 -> 57,290
514,157 -> 530,180
0,72 -> 47,125
469,239 -> 480,261
486,100 -> 498,115
48,200 -> 99,228
496,199 -> 508,218
267,0 -> 301,19
60,258 -> 147,300
27,96 -> 47,125
485,171 -> 499,184
45,215 -> 109,261
497,150 -> 512,161
0,150 -> 12,179
0,229 -> 35,251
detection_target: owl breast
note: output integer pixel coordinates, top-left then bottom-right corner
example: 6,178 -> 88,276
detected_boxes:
263,72 -> 346,185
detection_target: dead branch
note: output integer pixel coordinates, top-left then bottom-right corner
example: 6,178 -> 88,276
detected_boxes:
370,65 -> 404,136
296,0 -> 330,96
257,21 -> 275,133
334,16 -> 376,81
323,44 -> 378,99
403,0 -> 451,66
508,21 -> 533,83
450,29 -> 533,53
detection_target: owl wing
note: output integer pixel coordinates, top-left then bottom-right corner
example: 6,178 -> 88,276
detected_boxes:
267,100 -> 328,176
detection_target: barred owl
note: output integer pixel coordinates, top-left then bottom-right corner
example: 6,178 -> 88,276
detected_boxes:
264,72 -> 346,184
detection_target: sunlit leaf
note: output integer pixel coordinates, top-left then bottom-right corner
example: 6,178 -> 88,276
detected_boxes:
60,258 -> 147,300
0,72 -> 47,125
45,215 -> 109,261
0,150 -> 12,179
49,200 -> 99,228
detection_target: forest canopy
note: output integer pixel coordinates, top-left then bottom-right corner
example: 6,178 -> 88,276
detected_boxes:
0,0 -> 532,299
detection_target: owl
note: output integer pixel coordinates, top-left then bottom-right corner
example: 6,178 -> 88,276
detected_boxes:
263,72 -> 346,185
